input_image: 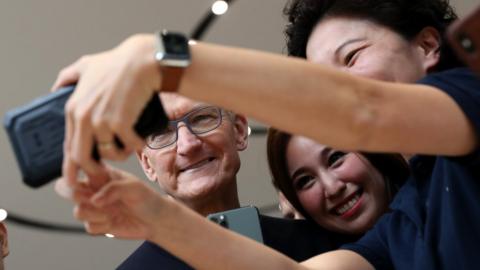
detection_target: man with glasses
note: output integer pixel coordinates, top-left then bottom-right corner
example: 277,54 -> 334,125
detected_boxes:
117,93 -> 247,269
116,93 -> 340,269
136,93 -> 248,217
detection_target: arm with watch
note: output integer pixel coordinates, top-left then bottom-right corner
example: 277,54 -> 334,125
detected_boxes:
56,29 -> 472,184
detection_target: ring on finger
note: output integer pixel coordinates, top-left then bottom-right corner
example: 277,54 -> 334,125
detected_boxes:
98,141 -> 114,150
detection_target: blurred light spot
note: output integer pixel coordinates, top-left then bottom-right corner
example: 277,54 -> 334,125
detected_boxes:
212,1 -> 228,15
105,233 -> 115,238
0,209 -> 7,222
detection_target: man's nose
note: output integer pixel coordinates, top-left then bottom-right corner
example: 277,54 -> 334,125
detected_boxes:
176,124 -> 202,155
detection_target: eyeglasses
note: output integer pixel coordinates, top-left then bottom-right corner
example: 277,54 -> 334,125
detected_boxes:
146,106 -> 226,149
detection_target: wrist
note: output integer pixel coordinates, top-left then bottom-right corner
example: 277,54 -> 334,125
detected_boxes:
145,195 -> 180,243
120,34 -> 162,93
154,30 -> 191,92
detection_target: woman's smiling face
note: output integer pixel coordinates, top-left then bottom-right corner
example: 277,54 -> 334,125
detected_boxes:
286,135 -> 389,234
306,17 -> 432,83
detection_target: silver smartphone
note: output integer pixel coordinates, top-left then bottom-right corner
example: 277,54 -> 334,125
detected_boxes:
207,206 -> 264,243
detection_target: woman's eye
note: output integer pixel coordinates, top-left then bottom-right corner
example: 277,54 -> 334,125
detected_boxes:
344,49 -> 361,66
294,175 -> 315,190
328,151 -> 347,168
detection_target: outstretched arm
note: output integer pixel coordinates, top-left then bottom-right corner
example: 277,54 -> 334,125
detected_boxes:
53,34 -> 476,183
181,41 -> 475,156
61,166 -> 372,270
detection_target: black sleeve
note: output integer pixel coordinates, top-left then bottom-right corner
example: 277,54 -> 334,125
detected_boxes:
340,213 -> 393,270
418,68 -> 480,166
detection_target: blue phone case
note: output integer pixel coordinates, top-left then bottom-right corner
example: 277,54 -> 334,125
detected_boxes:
3,85 -> 168,188
4,86 -> 74,188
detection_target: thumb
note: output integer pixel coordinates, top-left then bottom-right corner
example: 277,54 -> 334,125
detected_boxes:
51,56 -> 88,92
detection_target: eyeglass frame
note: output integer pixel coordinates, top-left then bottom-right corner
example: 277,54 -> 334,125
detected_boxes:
145,106 -> 231,150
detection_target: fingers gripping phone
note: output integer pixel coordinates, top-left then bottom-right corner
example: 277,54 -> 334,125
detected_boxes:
3,85 -> 168,188
207,206 -> 264,243
447,6 -> 480,74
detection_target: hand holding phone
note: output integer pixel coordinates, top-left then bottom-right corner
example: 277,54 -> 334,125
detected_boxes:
3,85 -> 168,188
447,6 -> 480,74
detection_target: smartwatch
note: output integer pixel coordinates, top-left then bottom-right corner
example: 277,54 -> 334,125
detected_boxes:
155,30 -> 191,92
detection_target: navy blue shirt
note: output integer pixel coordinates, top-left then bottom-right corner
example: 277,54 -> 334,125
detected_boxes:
342,68 -> 480,270
118,215 -> 355,269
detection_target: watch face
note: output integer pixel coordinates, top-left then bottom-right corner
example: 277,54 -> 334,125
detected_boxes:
163,33 -> 189,57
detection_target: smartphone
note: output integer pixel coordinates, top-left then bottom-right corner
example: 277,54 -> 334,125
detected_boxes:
447,6 -> 480,74
207,206 -> 264,243
3,85 -> 168,188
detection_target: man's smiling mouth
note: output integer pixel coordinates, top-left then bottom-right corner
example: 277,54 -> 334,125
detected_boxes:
179,157 -> 216,173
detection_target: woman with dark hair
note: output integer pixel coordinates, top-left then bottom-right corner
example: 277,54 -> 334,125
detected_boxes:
283,0 -> 462,69
54,0 -> 480,269
267,128 -> 409,235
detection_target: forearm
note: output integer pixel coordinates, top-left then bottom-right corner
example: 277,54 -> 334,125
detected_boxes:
146,200 -> 370,270
148,201 -> 308,270
179,42 -> 476,155
181,42 -> 374,150
302,250 -> 374,270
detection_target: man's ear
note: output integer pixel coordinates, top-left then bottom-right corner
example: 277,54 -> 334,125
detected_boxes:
232,114 -> 249,151
0,223 -> 8,258
414,26 -> 441,72
136,150 -> 157,182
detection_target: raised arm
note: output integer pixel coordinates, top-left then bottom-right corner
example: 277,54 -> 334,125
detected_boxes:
54,34 -> 476,181
182,41 -> 476,156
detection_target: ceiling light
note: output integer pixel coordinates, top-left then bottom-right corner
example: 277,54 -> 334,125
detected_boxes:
0,209 -> 7,222
212,1 -> 228,15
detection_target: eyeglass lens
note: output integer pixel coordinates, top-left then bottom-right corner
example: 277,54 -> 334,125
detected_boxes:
146,107 -> 222,149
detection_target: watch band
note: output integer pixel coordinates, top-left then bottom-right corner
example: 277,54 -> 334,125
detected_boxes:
161,66 -> 184,92
155,30 -> 191,93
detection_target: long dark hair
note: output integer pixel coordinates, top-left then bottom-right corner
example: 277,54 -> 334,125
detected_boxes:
267,128 -> 409,222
